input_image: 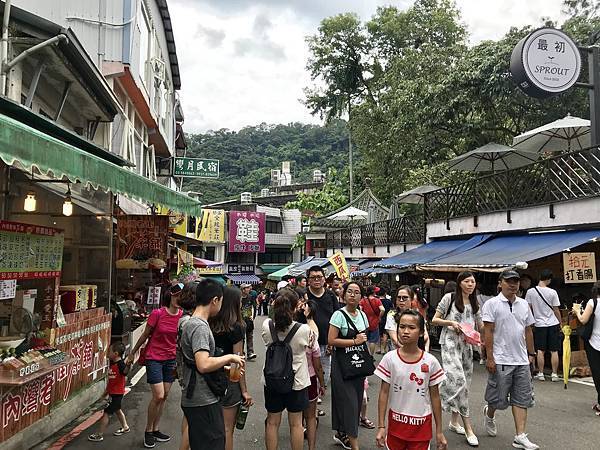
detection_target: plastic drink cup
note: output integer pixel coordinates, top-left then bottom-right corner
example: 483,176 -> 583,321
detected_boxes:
229,362 -> 241,382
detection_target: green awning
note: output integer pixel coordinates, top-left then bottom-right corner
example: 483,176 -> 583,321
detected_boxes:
259,264 -> 290,275
0,113 -> 202,216
267,263 -> 296,281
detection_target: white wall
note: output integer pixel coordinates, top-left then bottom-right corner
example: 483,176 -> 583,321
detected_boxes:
326,243 -> 421,259
427,197 -> 600,239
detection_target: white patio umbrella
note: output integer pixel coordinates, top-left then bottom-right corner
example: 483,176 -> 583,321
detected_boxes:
448,143 -> 539,172
396,185 -> 442,204
512,115 -> 591,153
330,206 -> 368,221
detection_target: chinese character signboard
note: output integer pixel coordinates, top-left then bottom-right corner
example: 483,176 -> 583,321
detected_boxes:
228,264 -> 255,274
196,209 -> 226,243
563,252 -> 597,284
116,216 -> 169,269
511,28 -> 581,98
228,211 -> 265,253
328,251 -> 350,282
0,221 -> 64,280
173,157 -> 219,178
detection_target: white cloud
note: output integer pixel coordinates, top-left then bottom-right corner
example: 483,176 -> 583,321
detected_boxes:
169,0 -> 566,133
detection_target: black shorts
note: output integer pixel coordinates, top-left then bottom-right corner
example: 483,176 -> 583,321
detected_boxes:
182,402 -> 225,449
534,325 -> 561,352
264,386 -> 309,413
104,394 -> 123,415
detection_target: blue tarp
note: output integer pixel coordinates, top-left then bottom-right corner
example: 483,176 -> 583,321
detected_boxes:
421,229 -> 600,271
374,234 -> 492,270
288,257 -> 329,276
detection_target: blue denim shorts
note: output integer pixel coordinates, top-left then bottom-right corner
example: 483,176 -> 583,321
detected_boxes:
146,359 -> 177,385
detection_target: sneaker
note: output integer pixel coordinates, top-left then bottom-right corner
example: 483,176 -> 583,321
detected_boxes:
479,358 -> 486,365
113,427 -> 130,436
448,422 -> 466,435
88,434 -> 104,442
551,373 -> 560,382
333,433 -> 351,450
318,409 -> 326,417
144,432 -> 156,448
248,353 -> 257,361
512,433 -> 539,450
483,405 -> 497,437
534,372 -> 545,381
317,397 -> 322,405
153,430 -> 171,442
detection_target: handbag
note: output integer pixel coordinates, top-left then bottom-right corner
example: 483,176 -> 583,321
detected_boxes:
335,310 -> 375,380
581,298 -> 598,341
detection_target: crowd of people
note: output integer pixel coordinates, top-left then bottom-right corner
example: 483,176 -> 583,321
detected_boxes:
88,265 -> 600,450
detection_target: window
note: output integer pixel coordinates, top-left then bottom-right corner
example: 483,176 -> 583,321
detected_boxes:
265,220 -> 283,234
227,252 -> 255,264
258,248 -> 292,264
138,4 -> 151,87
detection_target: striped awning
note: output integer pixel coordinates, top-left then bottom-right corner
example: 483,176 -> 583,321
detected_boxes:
225,274 -> 261,285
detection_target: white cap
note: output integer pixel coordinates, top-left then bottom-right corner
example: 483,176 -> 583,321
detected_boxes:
277,280 -> 289,290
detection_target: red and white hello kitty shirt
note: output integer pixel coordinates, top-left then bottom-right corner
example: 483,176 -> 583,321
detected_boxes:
375,349 -> 445,442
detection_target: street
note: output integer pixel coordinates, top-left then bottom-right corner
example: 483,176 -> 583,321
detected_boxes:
34,316 -> 599,450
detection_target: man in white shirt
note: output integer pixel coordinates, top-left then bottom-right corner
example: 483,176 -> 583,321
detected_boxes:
482,270 -> 538,450
525,269 -> 562,382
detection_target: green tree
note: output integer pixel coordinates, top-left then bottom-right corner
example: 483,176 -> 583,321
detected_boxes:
285,169 -> 348,216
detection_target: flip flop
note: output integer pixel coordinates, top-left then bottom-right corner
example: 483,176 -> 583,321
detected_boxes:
360,417 -> 375,429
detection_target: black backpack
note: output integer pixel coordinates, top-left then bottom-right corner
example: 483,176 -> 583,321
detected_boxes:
264,320 -> 301,394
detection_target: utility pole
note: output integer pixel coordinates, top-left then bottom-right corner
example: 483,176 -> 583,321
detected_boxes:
348,97 -> 353,202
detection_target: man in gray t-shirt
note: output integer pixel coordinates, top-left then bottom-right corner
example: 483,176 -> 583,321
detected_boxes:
180,317 -> 218,407
178,279 -> 245,450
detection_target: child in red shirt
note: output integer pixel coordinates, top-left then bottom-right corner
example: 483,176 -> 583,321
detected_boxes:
88,342 -> 131,442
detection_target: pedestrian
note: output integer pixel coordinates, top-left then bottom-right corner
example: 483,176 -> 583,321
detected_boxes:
296,275 -> 307,289
262,289 -> 312,450
300,299 -> 326,450
378,287 -> 393,354
431,271 -> 482,447
385,286 -> 430,351
332,277 -> 345,307
209,286 -> 254,450
88,342 -> 131,442
240,283 -> 257,360
571,281 -> 600,416
518,274 -> 533,298
128,283 -> 184,448
328,281 -> 372,450
359,285 -> 385,355
374,309 -> 447,450
526,269 -> 562,382
482,270 -> 538,450
306,265 -> 340,387
179,279 -> 245,450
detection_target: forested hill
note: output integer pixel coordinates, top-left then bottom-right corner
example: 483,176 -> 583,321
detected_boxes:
182,121 -> 348,205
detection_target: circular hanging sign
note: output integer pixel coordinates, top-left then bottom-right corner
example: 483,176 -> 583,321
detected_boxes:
510,27 -> 581,98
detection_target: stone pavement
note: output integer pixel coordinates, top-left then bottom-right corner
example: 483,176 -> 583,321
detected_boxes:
37,316 -> 600,449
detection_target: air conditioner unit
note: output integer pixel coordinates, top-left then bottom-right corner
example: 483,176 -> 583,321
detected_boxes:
151,57 -> 166,85
260,188 -> 270,197
241,192 -> 252,204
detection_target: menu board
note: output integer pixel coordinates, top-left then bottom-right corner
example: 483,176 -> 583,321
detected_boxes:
0,221 -> 63,280
116,215 -> 169,261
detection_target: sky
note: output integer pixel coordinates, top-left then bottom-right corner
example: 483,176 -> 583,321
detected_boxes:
169,0 -> 567,133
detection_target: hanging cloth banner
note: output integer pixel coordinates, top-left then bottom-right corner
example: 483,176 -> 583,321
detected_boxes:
328,251 -> 350,282
196,209 -> 226,243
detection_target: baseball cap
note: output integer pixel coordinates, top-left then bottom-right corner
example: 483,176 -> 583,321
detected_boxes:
240,283 -> 252,289
277,280 -> 289,290
498,270 -> 521,281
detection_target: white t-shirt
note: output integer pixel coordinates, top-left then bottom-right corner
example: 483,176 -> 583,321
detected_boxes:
482,293 -> 535,366
261,319 -> 312,390
384,310 -> 397,332
586,298 -> 600,352
525,286 -> 560,327
375,350 -> 445,442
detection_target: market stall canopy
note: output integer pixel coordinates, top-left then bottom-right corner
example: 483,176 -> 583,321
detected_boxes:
418,229 -> 600,272
0,113 -> 202,216
267,263 -> 297,281
448,143 -> 539,172
193,258 -> 221,268
512,115 -> 591,153
225,274 -> 261,285
374,234 -> 492,272
288,257 -> 329,276
396,185 -> 441,204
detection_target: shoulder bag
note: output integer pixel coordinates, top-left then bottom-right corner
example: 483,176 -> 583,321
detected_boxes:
581,298 -> 598,341
533,287 -> 557,315
335,310 -> 375,380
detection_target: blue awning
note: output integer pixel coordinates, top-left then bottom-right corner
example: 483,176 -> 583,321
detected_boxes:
374,234 -> 492,270
419,229 -> 600,272
288,257 -> 329,276
225,274 -> 261,285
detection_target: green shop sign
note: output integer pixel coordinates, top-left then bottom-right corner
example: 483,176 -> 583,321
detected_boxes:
173,157 -> 220,178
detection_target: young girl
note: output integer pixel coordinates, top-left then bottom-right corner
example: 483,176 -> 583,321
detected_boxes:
375,310 -> 447,450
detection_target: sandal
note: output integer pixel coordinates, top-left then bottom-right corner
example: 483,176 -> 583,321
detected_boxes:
593,404 -> 600,415
360,417 -> 375,429
113,427 -> 130,436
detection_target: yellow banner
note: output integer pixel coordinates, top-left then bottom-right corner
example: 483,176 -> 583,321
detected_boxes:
177,248 -> 194,275
197,265 -> 224,275
196,209 -> 226,243
328,251 -> 350,282
157,206 -> 188,237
